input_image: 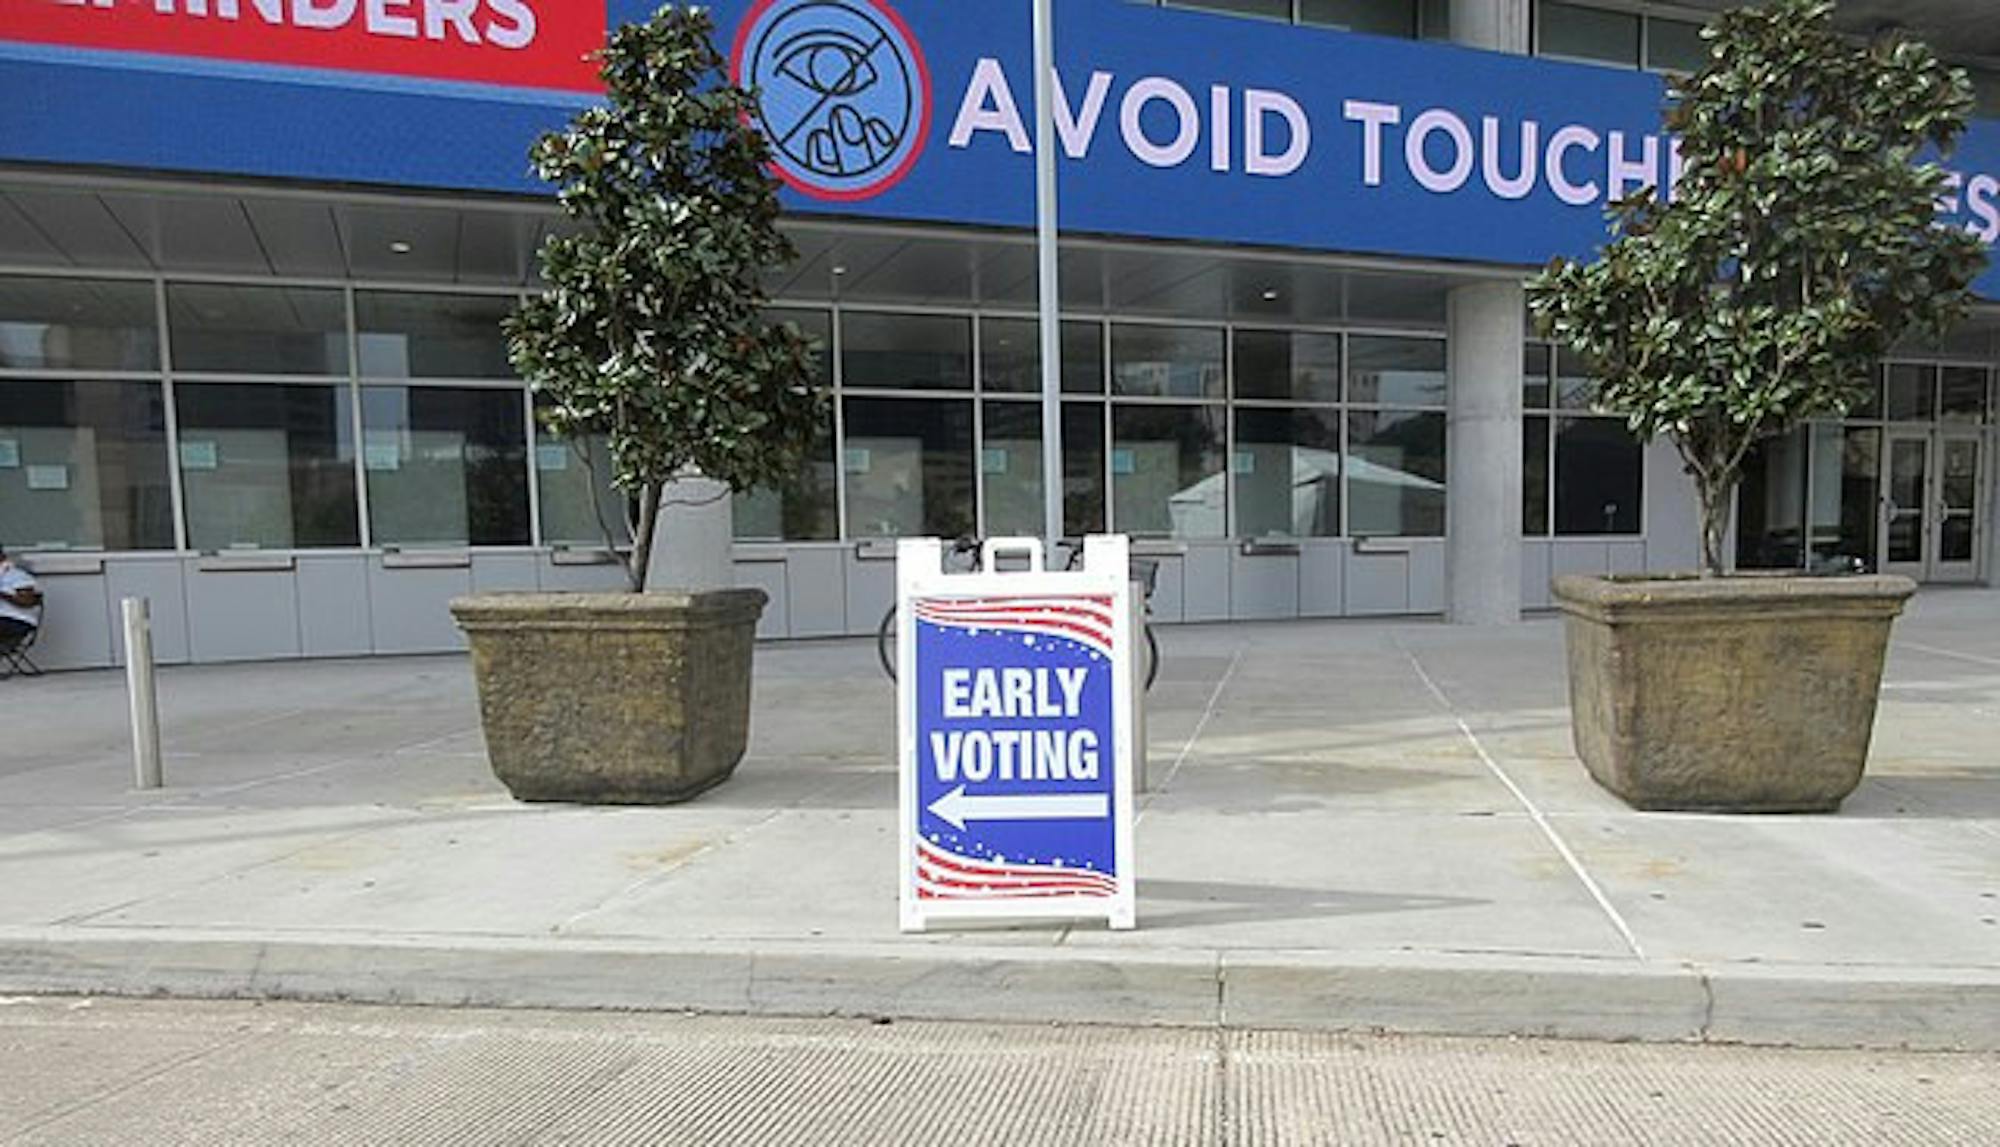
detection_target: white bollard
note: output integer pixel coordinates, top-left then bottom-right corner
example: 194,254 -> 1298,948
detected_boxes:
122,597 -> 162,791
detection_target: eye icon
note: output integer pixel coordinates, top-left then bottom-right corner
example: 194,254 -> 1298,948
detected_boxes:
735,0 -> 932,202
777,36 -> 880,97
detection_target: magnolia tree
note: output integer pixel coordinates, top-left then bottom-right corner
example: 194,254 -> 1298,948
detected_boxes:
507,5 -> 824,591
1528,0 -> 1987,577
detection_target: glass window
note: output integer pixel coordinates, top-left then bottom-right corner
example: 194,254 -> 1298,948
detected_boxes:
535,429 -> 630,547
1972,69 -> 2000,118
1884,363 -> 1937,421
765,307 -> 835,389
1554,417 -> 1643,535
1235,407 -> 1342,538
730,412 -> 840,541
1849,368 -> 1884,420
1736,429 -> 1808,570
1940,366 -> 1988,424
1539,1 -> 1640,66
1111,405 -> 1226,538
1420,0 -> 1449,40
1523,416 -> 1551,535
176,383 -> 359,550
0,277 -> 158,372
1111,324 -> 1225,399
0,379 -> 173,550
841,312 -> 971,391
167,284 -> 348,376
1554,347 -> 1598,410
1347,410 -> 1445,536
1809,424 -> 1879,573
1523,344 -> 1552,409
356,291 -> 515,379
842,397 -> 974,538
361,386 -> 529,547
1646,17 -> 1707,73
980,401 -> 1107,537
1348,336 -> 1446,406
979,318 -> 1104,395
1165,0 -> 1290,20
1234,329 -> 1341,403
1299,0 -> 1417,38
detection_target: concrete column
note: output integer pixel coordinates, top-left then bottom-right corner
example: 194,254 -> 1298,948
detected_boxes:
645,472 -> 734,593
1449,0 -> 1531,54
1447,280 -> 1525,625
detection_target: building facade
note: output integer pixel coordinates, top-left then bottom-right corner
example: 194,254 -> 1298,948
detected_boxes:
1,0 -> 1996,669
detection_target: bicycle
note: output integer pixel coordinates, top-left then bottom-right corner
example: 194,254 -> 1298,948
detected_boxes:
876,536 -> 1162,691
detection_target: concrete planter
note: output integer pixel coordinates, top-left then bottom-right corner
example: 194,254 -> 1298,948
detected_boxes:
449,590 -> 767,804
1551,574 -> 1915,813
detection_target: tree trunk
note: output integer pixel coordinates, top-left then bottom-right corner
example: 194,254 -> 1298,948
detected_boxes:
1695,473 -> 1734,579
624,482 -> 662,593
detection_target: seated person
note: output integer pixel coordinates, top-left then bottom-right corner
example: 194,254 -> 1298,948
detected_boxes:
0,544 -> 42,646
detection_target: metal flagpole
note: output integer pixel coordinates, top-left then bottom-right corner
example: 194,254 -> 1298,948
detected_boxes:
1032,0 -> 1064,551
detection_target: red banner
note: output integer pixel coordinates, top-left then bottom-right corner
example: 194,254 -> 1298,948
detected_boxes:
7,0 -> 605,93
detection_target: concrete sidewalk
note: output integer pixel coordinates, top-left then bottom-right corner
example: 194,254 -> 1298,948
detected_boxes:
3,594 -> 1997,1050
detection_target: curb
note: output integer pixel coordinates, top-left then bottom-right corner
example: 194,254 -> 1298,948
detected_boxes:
3,929 -> 1996,1052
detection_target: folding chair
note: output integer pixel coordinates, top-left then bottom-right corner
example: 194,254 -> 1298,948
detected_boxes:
0,603 -> 43,679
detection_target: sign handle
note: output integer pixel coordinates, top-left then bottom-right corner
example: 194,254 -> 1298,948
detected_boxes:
980,537 -> 1045,574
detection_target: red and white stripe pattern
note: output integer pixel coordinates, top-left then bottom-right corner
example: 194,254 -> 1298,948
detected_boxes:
912,595 -> 1117,659
915,837 -> 1118,900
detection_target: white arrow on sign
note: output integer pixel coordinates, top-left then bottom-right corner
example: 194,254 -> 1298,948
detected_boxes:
928,785 -> 1109,831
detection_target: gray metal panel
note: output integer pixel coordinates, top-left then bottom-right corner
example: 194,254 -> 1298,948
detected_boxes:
537,557 -> 630,593
1407,542 -> 1446,615
1520,543 -> 1554,610
471,554 -> 540,593
1608,542 -> 1648,576
367,561 -> 472,654
20,571 -> 112,670
843,550 -> 896,637
784,547 -> 848,639
1138,553 -> 1185,624
1229,548 -> 1299,621
186,567 -> 302,662
734,558 -> 789,640
1298,541 -> 1346,618
105,559 -> 189,666
1550,542 -> 1612,579
1181,543 -> 1232,623
1345,552 -> 1411,615
297,554 -> 373,659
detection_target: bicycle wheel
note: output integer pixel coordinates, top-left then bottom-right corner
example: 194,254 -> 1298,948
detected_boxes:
876,604 -> 898,682
1144,622 -> 1161,692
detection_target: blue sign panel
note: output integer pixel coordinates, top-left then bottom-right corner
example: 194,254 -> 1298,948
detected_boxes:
4,1 -> 1997,296
908,594 -> 1123,918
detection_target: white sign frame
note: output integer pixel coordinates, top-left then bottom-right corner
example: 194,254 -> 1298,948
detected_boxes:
897,535 -> 1137,933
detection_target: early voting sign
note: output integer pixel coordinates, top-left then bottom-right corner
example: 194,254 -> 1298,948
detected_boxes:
897,536 -> 1136,932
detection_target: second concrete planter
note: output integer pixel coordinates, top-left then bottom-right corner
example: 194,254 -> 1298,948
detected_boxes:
1551,574 -> 1915,813
450,590 -> 767,805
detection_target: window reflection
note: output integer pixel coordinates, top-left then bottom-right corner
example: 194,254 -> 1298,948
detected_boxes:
361,386 -> 529,547
1234,407 -> 1342,538
0,277 -> 159,372
1111,405 -> 1226,538
0,379 -> 173,551
169,284 -> 348,376
842,397 -> 974,538
1347,410 -> 1445,536
176,383 -> 359,550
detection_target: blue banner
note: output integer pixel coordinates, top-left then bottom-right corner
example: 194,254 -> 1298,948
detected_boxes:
4,0 -> 1996,296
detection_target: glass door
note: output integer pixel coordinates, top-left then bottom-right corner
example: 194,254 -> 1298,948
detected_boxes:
1881,431 -> 1985,583
1882,433 -> 1930,580
1933,432 -> 1983,583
